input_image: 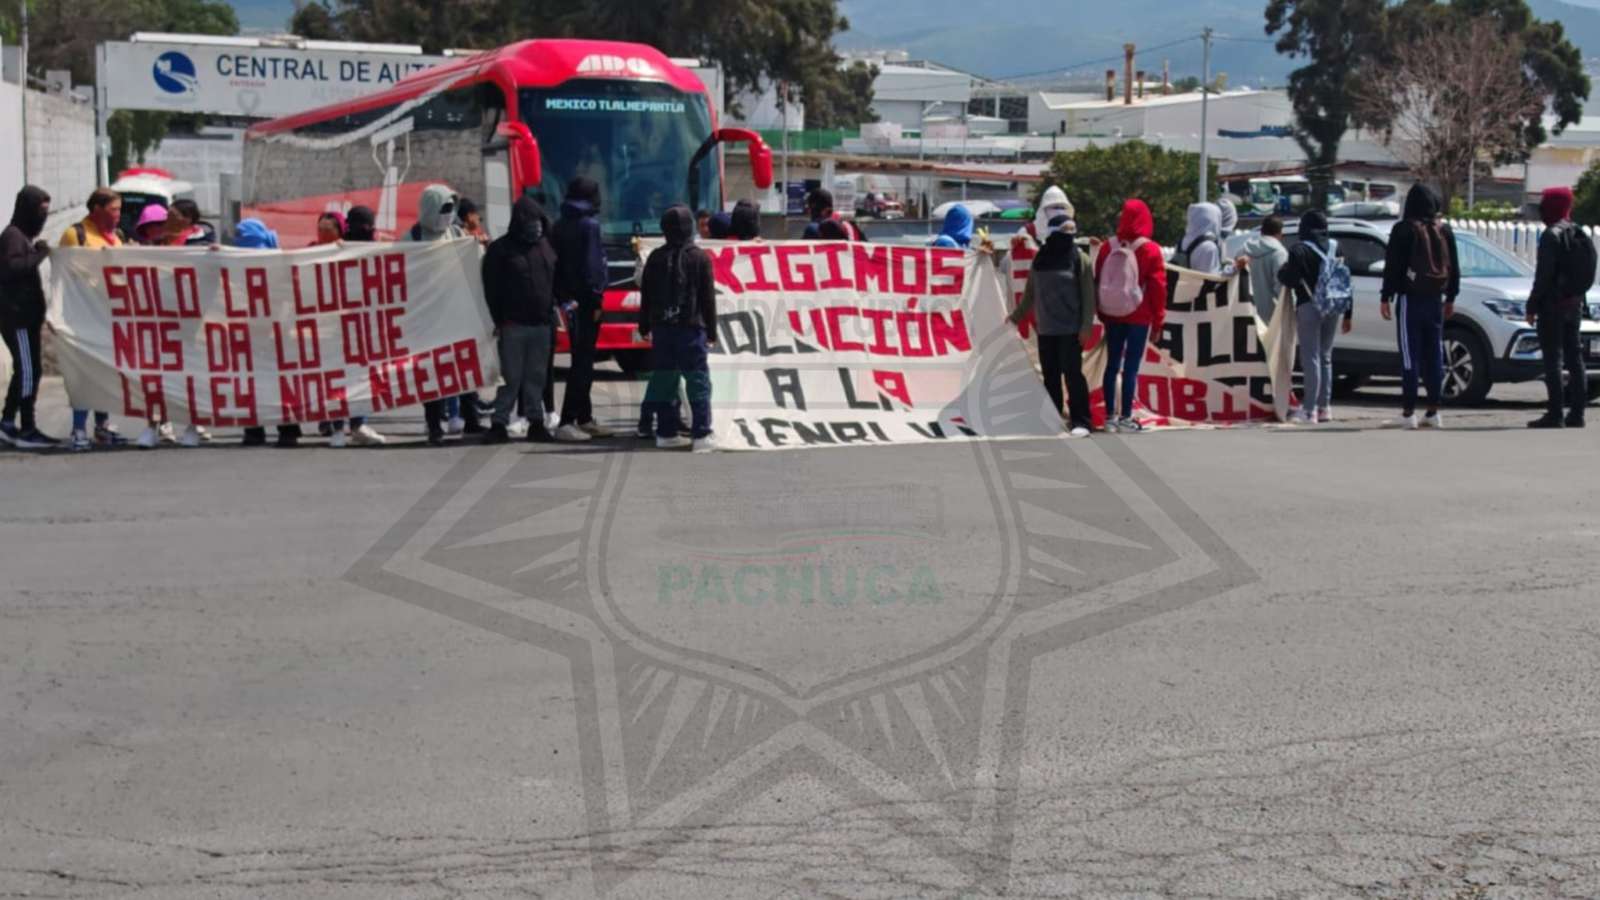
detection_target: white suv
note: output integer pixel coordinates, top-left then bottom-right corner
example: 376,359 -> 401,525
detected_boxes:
1229,218 -> 1600,404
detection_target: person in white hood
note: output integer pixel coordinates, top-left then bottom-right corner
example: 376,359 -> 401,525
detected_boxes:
1238,215 -> 1291,322
1217,197 -> 1239,238
406,184 -> 473,444
1173,202 -> 1232,274
1023,185 -> 1074,247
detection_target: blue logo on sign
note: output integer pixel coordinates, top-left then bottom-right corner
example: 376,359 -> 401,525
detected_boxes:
152,52 -> 199,96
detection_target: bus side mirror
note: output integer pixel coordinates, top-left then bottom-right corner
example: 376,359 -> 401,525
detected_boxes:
713,127 -> 774,190
498,123 -> 542,193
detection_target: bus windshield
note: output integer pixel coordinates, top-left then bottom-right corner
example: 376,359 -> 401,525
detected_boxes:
520,80 -> 717,240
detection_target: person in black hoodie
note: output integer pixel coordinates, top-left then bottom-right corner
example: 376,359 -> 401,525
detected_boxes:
0,186 -> 59,449
730,199 -> 762,241
1380,184 -> 1460,430
639,205 -> 717,451
482,196 -> 559,444
550,176 -> 611,442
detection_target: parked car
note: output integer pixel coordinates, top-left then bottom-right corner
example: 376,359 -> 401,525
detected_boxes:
855,192 -> 905,220
1228,217 -> 1600,404
110,167 -> 196,239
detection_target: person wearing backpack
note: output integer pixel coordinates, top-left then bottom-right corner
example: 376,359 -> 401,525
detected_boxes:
1009,213 -> 1097,436
1380,184 -> 1460,430
1171,202 -> 1232,275
58,187 -> 130,451
1275,211 -> 1353,423
1094,199 -> 1168,432
638,205 -> 718,452
1527,186 -> 1592,429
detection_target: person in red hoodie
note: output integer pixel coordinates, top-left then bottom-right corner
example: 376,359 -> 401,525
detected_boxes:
1093,199 -> 1168,433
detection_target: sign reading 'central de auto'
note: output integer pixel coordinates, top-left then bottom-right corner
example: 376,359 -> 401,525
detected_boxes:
100,39 -> 445,118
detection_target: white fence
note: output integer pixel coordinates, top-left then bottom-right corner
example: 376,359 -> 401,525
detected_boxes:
1444,218 -> 1600,270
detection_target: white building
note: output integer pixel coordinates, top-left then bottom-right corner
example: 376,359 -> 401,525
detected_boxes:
1037,89 -> 1295,139
1523,115 -> 1600,202
859,59 -> 974,133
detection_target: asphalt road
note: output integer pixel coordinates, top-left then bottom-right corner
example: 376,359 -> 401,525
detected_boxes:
2,371 -> 1597,899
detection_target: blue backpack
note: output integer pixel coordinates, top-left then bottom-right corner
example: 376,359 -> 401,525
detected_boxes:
1307,239 -> 1353,316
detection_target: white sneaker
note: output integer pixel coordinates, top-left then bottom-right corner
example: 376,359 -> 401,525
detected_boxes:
507,417 -> 530,438
329,429 -> 348,449
445,416 -> 466,436
195,425 -> 213,443
136,426 -> 159,449
351,424 -> 387,446
555,424 -> 592,442
579,420 -> 614,438
1421,411 -> 1444,430
1295,410 -> 1317,425
544,411 -> 561,431
1317,408 -> 1333,424
178,425 -> 202,448
1068,425 -> 1091,438
1102,418 -> 1121,434
158,422 -> 178,444
656,435 -> 691,449
691,436 -> 717,453
1399,413 -> 1420,431
69,430 -> 93,452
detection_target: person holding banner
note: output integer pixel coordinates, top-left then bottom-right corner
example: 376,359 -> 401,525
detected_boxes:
327,207 -> 388,447
1009,213 -> 1097,437
1094,199 -> 1168,433
638,206 -> 717,452
235,220 -> 306,448
1276,210 -> 1353,424
0,186 -> 59,450
406,185 -> 476,446
58,188 -> 131,451
481,196 -> 558,445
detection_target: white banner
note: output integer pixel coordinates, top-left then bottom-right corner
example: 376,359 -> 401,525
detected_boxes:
639,240 -> 1063,450
101,40 -> 442,118
48,240 -> 496,428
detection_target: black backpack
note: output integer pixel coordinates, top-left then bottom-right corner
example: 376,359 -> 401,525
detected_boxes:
1407,220 -> 1452,294
1552,223 -> 1598,304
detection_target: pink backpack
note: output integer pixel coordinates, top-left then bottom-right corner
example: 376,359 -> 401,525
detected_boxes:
1098,237 -> 1148,317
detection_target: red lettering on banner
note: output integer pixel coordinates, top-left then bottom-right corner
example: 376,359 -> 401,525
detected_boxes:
203,322 -> 253,373
382,253 -> 407,304
863,308 -> 896,355
112,321 -> 182,371
897,298 -> 933,358
824,307 -> 865,353
366,341 -> 480,412
246,268 -> 271,317
336,260 -> 362,310
340,308 -> 407,365
775,245 -> 818,292
930,249 -> 964,296
739,245 -> 779,291
873,370 -> 913,408
104,266 -> 130,316
217,375 -> 258,426
102,266 -> 199,319
930,309 -> 971,355
120,373 -> 167,420
279,370 -> 349,422
853,244 -> 889,294
890,247 -> 928,295
708,247 -> 744,293
172,268 -> 200,318
273,320 -> 322,370
816,244 -> 852,290
291,265 -> 314,315
452,339 -> 484,391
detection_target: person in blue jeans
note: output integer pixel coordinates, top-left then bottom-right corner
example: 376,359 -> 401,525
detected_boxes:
1092,199 -> 1169,432
638,205 -> 717,452
1380,185 -> 1460,430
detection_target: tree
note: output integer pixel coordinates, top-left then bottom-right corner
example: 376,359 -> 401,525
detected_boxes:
293,0 -> 874,127
804,61 -> 879,129
1354,19 -> 1544,209
1034,141 -> 1216,246
1573,160 -> 1600,228
1265,0 -> 1391,211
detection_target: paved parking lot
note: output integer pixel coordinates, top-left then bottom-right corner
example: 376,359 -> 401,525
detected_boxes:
2,370 -> 1596,898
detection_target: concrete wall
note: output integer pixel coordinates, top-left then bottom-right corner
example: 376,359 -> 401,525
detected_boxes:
0,79 -> 24,217
23,89 -> 98,241
142,130 -> 245,218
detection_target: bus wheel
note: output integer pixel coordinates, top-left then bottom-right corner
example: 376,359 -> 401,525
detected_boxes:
613,350 -> 651,375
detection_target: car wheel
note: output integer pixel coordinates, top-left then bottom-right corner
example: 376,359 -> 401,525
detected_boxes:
1332,373 -> 1369,397
1441,327 -> 1491,405
612,350 -> 651,374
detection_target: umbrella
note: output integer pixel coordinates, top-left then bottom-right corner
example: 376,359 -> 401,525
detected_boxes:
932,200 -> 1000,220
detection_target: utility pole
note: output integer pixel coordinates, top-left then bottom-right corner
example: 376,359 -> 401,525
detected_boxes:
780,81 -> 790,229
1198,27 -> 1213,203
19,0 -> 28,182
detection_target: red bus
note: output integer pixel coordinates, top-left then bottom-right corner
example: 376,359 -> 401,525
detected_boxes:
242,39 -> 773,368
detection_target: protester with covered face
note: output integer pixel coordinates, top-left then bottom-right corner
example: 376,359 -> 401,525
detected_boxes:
1094,199 -> 1168,433
232,220 -> 306,448
1022,185 -> 1073,249
802,188 -> 864,241
133,203 -> 169,246
325,206 -> 389,447
1526,186 -> 1592,429
551,176 -> 611,442
638,205 -> 717,452
481,195 -> 559,444
1380,184 -> 1460,430
730,199 -> 762,241
1009,212 -> 1097,437
406,184 -> 479,445
164,199 -> 216,247
312,211 -> 345,246
0,186 -> 59,449
931,203 -> 974,249
59,187 -> 129,451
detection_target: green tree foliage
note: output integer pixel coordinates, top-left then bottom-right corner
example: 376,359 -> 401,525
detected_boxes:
1573,160 -> 1600,228
1265,0 -> 1391,211
1389,0 -> 1589,156
1035,141 -> 1216,246
1,0 -> 238,176
290,0 -> 874,128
